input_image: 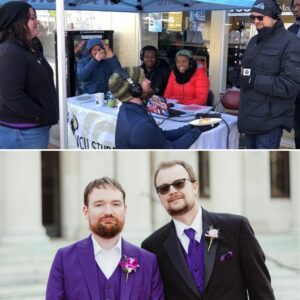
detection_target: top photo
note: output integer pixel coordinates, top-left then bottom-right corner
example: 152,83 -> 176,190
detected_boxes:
0,0 -> 299,150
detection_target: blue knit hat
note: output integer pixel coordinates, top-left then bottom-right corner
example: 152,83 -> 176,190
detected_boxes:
251,0 -> 282,19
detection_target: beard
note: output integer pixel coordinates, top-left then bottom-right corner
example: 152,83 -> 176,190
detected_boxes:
90,214 -> 124,238
166,196 -> 195,217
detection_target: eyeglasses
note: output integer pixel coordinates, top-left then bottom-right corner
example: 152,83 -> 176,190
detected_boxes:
155,178 -> 192,195
249,14 -> 264,21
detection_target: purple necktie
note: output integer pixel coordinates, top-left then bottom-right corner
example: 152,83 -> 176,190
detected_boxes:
184,228 -> 205,294
184,228 -> 198,254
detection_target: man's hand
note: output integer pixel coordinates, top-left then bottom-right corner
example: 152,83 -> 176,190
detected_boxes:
94,49 -> 106,61
238,68 -> 256,89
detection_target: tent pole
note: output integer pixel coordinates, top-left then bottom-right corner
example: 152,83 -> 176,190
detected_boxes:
56,0 -> 67,149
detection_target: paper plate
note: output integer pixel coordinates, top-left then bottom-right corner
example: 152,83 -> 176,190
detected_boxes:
189,118 -> 222,126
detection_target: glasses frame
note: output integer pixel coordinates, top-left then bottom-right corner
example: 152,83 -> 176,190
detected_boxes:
155,178 -> 193,195
249,14 -> 264,21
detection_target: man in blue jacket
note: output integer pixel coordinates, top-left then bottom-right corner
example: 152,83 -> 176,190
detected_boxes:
237,0 -> 300,149
288,0 -> 300,149
108,67 -> 215,149
77,38 -> 121,94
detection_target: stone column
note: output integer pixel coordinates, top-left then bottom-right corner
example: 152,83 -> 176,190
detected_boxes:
116,151 -> 152,245
209,10 -> 229,99
0,152 -> 48,244
208,152 -> 244,215
291,152 -> 300,232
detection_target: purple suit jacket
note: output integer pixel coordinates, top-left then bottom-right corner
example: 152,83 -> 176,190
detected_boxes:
46,235 -> 164,300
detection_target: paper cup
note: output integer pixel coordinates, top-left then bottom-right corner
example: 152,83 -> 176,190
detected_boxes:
94,93 -> 105,106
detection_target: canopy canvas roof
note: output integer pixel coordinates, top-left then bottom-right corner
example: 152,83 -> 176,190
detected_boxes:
0,0 -> 255,12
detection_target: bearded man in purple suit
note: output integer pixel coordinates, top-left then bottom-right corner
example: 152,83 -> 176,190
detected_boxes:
46,177 -> 164,300
142,160 -> 275,300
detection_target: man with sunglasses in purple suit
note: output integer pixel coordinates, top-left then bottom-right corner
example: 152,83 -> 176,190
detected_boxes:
46,177 -> 164,300
237,0 -> 300,149
142,160 -> 275,300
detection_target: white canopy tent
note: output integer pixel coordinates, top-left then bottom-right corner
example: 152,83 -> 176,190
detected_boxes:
0,0 -> 255,148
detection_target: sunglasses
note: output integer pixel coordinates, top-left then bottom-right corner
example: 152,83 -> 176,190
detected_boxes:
155,178 -> 192,195
249,14 -> 264,21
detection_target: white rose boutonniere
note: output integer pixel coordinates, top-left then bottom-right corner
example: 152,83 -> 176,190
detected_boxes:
205,225 -> 219,252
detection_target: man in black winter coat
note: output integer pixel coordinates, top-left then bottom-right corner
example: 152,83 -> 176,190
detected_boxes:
237,0 -> 300,149
288,0 -> 300,149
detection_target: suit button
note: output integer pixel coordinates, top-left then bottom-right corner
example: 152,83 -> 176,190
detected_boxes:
193,266 -> 199,271
105,282 -> 111,289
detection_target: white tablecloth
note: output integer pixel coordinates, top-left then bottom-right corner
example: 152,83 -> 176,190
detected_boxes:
67,95 -> 239,149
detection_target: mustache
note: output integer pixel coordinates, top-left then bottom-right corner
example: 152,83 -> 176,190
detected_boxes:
167,194 -> 183,203
98,214 -> 118,222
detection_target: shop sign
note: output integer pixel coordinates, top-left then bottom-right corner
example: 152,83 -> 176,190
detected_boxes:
167,12 -> 183,32
149,13 -> 163,32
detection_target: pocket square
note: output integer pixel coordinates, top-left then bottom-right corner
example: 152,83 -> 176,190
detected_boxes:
219,251 -> 233,262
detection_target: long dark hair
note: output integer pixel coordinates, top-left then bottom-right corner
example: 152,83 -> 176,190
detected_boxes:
0,8 -> 36,51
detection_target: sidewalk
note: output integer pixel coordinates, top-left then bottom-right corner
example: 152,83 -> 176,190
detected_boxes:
0,233 -> 298,299
257,233 -> 300,300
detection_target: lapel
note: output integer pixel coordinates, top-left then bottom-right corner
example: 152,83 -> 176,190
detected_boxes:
202,209 -> 219,288
163,221 -> 200,298
120,238 -> 140,300
76,235 -> 100,300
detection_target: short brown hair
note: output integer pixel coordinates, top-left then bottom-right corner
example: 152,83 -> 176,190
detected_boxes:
83,177 -> 126,206
154,160 -> 197,187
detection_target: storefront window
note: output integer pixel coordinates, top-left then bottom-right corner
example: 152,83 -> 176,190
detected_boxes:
270,152 -> 290,199
141,10 -> 212,72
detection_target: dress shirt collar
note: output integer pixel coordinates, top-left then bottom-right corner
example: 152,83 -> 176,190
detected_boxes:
173,206 -> 203,243
91,233 -> 122,256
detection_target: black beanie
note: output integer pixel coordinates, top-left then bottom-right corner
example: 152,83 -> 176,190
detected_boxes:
0,1 -> 32,31
251,0 -> 281,19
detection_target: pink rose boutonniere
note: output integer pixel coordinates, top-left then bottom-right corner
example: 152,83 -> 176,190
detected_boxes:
119,255 -> 140,283
205,225 -> 219,252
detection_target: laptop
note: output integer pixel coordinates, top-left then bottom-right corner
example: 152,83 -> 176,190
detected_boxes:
147,96 -> 186,117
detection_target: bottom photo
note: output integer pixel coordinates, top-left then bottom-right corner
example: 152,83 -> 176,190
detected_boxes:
0,151 -> 299,300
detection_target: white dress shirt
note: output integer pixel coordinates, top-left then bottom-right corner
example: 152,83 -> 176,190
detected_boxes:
91,234 -> 122,279
173,206 -> 203,254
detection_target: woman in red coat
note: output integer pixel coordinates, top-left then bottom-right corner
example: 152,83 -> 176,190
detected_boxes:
164,49 -> 210,105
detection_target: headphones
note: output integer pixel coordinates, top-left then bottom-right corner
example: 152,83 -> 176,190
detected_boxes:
270,0 -> 282,19
140,45 -> 158,61
116,68 -> 143,98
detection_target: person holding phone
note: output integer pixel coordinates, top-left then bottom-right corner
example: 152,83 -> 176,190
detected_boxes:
77,38 -> 121,95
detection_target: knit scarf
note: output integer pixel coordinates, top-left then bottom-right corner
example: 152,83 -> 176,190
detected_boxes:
173,60 -> 197,84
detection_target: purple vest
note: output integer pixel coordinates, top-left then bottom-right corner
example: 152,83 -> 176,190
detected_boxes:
97,263 -> 122,300
183,234 -> 205,294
